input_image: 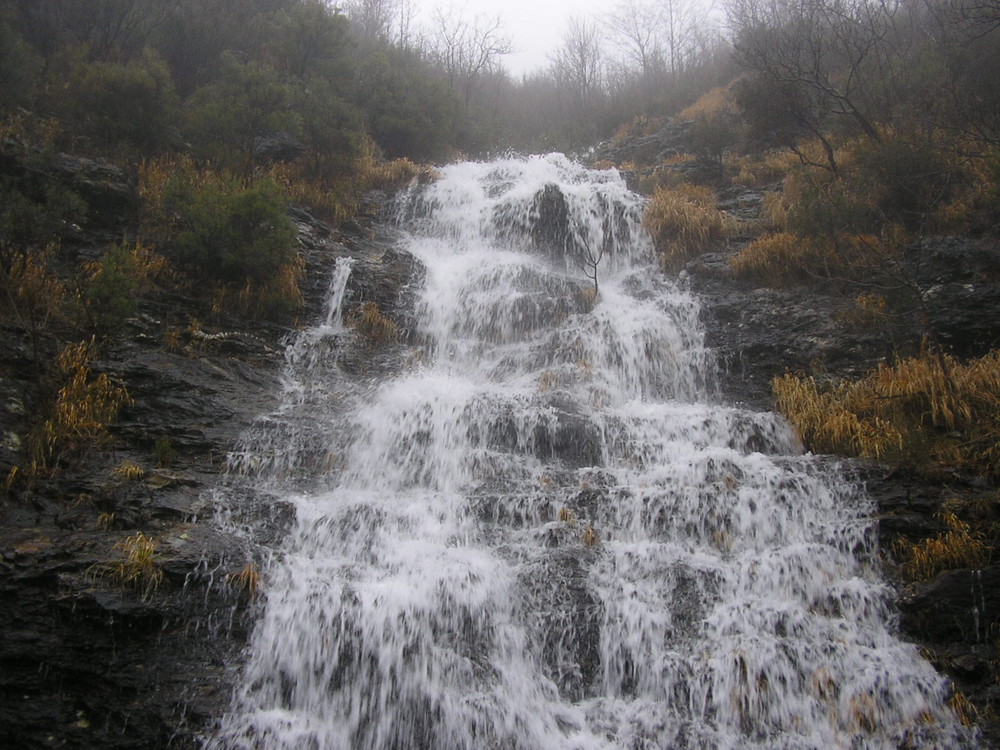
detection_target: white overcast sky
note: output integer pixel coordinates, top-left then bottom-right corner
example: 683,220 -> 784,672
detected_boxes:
415,0 -> 618,76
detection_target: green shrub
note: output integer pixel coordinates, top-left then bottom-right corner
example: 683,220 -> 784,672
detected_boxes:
184,53 -> 299,166
160,173 -> 296,286
80,242 -> 167,332
57,48 -> 179,152
0,181 -> 86,268
0,20 -> 40,111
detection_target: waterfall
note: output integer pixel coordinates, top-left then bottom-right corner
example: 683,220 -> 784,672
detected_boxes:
210,154 -> 974,749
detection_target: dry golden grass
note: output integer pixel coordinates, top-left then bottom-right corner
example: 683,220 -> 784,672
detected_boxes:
773,348 -> 1000,476
227,562 -> 262,602
97,532 -> 163,600
732,151 -> 803,189
30,339 -> 132,467
834,292 -> 891,332
269,137 -> 435,222
350,301 -> 399,345
848,692 -> 880,733
355,135 -> 437,191
112,460 -> 144,482
948,689 -> 980,726
235,255 -> 305,319
729,233 -> 812,287
893,512 -> 990,581
582,524 -> 600,547
558,507 -> 577,525
678,85 -> 738,121
0,249 -> 67,326
266,161 -> 357,224
643,184 -> 737,271
613,116 -> 666,143
139,154 -> 202,212
538,370 -> 561,393
730,229 -> 898,288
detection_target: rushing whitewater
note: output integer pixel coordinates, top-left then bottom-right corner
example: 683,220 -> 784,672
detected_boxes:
211,155 -> 973,749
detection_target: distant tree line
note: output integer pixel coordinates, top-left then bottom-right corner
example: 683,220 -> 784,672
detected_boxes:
3,0 -> 995,179
0,0 -> 744,163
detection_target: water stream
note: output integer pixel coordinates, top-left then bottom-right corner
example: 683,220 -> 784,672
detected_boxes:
210,155 -> 973,749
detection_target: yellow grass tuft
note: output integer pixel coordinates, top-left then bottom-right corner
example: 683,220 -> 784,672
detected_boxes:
678,85 -> 738,121
30,339 -> 132,467
355,136 -> 438,192
97,532 -> 163,599
729,233 -> 812,287
351,302 -> 399,344
558,507 -> 577,526
112,460 -> 144,482
613,116 -> 665,143
730,230 -> 895,288
538,370 -> 561,393
227,562 -> 262,602
947,689 -> 980,726
0,249 -> 66,326
893,512 -> 990,581
773,348 -> 1000,476
837,293 -> 890,330
643,184 -> 737,272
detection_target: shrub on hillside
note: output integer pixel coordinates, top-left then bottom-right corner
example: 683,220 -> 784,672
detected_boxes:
80,242 -> 168,332
157,172 -> 295,286
851,135 -> 955,231
55,48 -> 179,152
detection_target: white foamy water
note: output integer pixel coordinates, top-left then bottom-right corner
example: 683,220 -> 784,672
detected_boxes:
210,154 -> 974,749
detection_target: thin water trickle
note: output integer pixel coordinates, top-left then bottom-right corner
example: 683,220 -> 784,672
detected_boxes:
210,154 -> 974,749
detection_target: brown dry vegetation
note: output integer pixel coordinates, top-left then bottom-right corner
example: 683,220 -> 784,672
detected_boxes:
643,184 -> 738,271
28,339 -> 131,471
350,302 -> 399,345
893,512 -> 991,581
773,348 -> 1000,477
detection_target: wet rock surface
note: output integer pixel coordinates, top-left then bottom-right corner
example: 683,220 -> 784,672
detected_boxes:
0,145 -> 420,748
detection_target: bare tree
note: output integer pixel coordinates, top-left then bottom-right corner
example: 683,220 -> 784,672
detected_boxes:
344,0 -> 416,44
605,0 -> 666,81
551,15 -> 605,112
727,0 -> 900,168
432,3 -> 511,106
661,0 -> 712,76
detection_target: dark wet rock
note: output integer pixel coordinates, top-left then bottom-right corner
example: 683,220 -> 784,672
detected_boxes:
0,513 -> 257,750
590,121 -> 692,172
252,132 -> 305,162
543,401 -> 603,469
0,138 -> 137,233
897,566 -> 1000,645
688,272 -> 898,411
0,140 -> 421,748
897,236 -> 1000,357
531,183 -> 576,259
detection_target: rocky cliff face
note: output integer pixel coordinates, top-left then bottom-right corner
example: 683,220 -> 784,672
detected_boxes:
0,144 -> 421,748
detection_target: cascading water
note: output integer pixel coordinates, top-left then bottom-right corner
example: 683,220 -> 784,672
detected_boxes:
211,154 -> 974,749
